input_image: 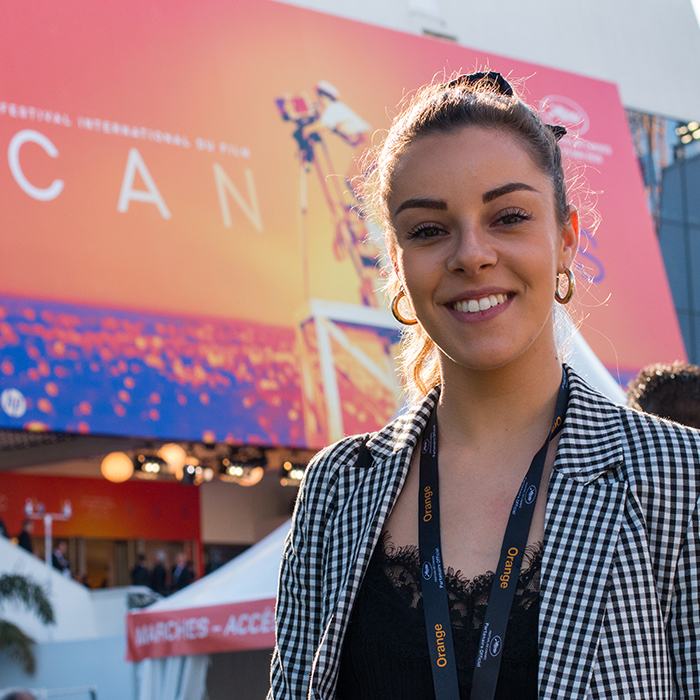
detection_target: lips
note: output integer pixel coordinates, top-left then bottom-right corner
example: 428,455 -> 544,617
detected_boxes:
451,293 -> 509,314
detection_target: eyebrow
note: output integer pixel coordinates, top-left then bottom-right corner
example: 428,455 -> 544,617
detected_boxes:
393,182 -> 540,217
482,182 -> 539,203
393,198 -> 447,217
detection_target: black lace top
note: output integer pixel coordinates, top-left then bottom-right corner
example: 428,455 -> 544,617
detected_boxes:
337,533 -> 541,700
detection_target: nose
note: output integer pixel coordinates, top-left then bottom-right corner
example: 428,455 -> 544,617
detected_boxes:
446,225 -> 497,275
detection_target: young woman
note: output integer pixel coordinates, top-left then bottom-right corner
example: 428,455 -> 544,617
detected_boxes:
269,73 -> 700,700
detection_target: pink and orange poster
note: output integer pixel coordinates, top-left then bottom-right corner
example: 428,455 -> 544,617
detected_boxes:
0,0 -> 684,447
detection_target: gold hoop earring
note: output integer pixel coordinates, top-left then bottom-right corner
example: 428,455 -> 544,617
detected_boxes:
555,267 -> 575,305
391,290 -> 418,325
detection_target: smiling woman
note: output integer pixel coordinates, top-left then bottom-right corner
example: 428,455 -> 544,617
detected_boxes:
269,73 -> 700,700
364,73 -> 575,400
385,126 -> 577,390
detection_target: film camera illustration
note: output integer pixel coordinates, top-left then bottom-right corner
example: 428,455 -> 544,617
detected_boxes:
276,81 -> 402,445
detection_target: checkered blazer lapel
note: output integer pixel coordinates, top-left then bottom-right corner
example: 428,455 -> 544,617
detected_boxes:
539,367 -> 626,698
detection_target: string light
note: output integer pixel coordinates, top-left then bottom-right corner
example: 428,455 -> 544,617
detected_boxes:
218,457 -> 264,486
134,454 -> 166,479
157,443 -> 188,474
677,121 -> 700,145
100,452 -> 134,483
280,460 -> 306,486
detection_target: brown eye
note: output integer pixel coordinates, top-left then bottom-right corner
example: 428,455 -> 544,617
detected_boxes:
406,222 -> 448,240
495,209 -> 531,226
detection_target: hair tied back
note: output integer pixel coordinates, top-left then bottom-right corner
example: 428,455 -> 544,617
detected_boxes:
446,72 -> 567,142
547,124 -> 567,141
446,71 -> 514,96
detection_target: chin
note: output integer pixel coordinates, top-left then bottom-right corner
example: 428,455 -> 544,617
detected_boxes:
441,349 -> 518,374
439,336 -> 550,375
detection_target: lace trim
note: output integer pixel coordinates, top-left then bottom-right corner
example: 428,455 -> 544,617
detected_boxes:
376,532 -> 542,630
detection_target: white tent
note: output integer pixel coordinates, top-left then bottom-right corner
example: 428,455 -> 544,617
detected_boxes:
568,330 -> 627,404
127,520 -> 287,663
127,521 -> 289,700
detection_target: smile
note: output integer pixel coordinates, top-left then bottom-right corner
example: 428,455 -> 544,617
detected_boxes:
451,293 -> 509,314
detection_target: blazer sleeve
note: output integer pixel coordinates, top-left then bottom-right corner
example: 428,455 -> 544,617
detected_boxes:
268,493 -> 312,699
268,439 -> 354,699
668,493 -> 700,697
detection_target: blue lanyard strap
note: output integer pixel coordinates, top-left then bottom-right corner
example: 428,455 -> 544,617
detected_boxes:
419,371 -> 569,700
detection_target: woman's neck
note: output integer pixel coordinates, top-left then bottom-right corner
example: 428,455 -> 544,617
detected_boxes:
436,349 -> 564,451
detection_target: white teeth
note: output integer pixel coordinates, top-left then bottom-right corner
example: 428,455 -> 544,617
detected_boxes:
453,294 -> 508,314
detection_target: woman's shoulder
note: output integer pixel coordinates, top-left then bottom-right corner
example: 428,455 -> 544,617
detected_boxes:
566,365 -> 700,476
302,387 -> 440,491
619,401 -> 700,452
567,365 -> 700,441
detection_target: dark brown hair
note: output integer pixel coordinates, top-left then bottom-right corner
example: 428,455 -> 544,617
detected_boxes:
627,362 -> 700,429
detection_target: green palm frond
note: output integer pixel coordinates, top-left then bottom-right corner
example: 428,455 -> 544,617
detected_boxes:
0,574 -> 55,625
0,618 -> 36,674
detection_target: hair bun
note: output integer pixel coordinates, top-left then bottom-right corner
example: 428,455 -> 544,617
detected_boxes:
446,71 -> 514,96
547,124 -> 567,141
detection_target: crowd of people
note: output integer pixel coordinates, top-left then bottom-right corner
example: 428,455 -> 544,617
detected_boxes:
2,519 -> 199,594
130,550 -> 195,595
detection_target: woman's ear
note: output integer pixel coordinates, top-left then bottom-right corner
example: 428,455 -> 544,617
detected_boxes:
559,206 -> 580,270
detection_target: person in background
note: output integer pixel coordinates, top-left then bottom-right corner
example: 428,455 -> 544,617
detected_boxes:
17,519 -> 34,554
52,541 -> 71,577
0,517 -> 7,539
1,691 -> 37,700
205,548 -> 224,575
204,549 -> 224,574
149,550 -> 168,595
171,552 -> 193,591
131,553 -> 149,586
627,361 -> 700,428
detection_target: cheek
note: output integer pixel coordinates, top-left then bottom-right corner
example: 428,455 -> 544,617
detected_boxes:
398,252 -> 431,293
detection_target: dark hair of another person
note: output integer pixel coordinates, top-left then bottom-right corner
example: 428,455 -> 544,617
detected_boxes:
2,691 -> 37,700
362,73 -> 572,398
627,362 -> 700,429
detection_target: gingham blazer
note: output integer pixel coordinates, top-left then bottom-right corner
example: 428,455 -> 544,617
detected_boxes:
269,366 -> 700,699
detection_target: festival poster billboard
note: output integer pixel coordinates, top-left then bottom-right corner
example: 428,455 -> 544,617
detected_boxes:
0,0 -> 685,448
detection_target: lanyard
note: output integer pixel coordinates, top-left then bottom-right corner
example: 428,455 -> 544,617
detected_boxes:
419,372 -> 568,700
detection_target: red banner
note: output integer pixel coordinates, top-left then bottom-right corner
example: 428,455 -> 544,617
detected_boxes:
0,473 -> 200,541
126,598 -> 276,661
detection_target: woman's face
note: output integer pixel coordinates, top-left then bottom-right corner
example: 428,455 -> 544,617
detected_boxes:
387,126 -> 578,375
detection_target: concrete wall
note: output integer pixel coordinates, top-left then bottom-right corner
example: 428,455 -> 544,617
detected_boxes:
276,0 -> 700,119
199,475 -> 295,545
